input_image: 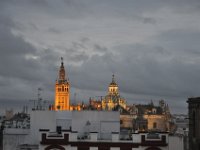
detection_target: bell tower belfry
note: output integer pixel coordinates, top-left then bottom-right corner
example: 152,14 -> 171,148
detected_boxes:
55,57 -> 70,111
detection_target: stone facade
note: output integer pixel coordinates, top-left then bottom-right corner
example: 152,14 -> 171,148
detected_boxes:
187,97 -> 200,150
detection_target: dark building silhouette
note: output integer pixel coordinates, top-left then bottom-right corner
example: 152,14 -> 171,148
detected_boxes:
187,97 -> 200,150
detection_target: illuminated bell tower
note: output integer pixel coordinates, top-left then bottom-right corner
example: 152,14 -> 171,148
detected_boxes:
55,57 -> 70,111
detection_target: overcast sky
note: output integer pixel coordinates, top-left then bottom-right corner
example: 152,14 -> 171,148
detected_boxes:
0,0 -> 200,114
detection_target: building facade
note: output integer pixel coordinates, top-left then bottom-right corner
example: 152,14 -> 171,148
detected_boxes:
55,58 -> 70,111
120,101 -> 172,133
2,110 -> 185,150
187,97 -> 200,150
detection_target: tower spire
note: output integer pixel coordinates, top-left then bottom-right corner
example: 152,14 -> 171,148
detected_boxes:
59,57 -> 65,81
109,74 -> 117,86
61,57 -> 64,66
112,74 -> 115,83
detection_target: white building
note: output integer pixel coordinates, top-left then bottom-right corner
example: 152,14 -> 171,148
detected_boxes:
2,110 -> 184,150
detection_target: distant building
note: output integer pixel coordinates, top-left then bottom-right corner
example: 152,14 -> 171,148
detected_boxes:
187,97 -> 200,150
54,57 -> 70,111
102,74 -> 126,110
79,74 -> 172,133
88,99 -> 102,110
5,109 -> 13,120
70,103 -> 82,111
172,114 -> 189,150
120,100 -> 173,132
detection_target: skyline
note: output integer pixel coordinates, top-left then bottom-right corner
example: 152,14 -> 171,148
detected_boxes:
1,0 -> 200,113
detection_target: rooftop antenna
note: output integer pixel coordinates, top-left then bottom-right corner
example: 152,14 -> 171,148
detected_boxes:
74,92 -> 77,105
37,88 -> 42,110
29,88 -> 42,110
29,99 -> 36,110
29,88 -> 50,111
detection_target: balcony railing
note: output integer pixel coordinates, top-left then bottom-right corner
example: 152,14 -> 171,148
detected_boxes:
97,132 -> 112,140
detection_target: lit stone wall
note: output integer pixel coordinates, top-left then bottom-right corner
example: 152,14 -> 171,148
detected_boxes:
120,114 -> 136,128
144,115 -> 168,131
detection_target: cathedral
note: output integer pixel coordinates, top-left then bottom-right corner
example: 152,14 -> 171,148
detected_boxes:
101,74 -> 126,110
53,58 -> 127,112
53,59 -> 172,133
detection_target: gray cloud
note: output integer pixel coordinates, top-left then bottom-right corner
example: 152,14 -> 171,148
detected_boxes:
47,27 -> 61,34
143,17 -> 157,24
0,0 -> 200,113
0,11 -> 58,101
94,44 -> 108,53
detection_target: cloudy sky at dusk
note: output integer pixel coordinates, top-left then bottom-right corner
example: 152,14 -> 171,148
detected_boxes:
0,0 -> 200,113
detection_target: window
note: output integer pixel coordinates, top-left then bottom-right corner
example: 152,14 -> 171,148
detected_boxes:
62,86 -> 64,91
153,122 -> 157,129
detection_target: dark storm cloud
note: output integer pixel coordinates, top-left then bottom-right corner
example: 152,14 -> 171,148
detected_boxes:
0,0 -> 200,113
69,52 -> 116,91
0,10 -> 58,100
60,27 -> 200,113
94,44 -> 108,53
63,41 -> 89,63
0,16 -> 37,79
155,29 -> 200,51
2,0 -> 200,20
61,38 -> 108,64
69,52 -> 89,62
68,27 -> 200,113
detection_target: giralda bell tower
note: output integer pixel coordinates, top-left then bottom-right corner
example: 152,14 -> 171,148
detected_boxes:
55,57 -> 70,110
